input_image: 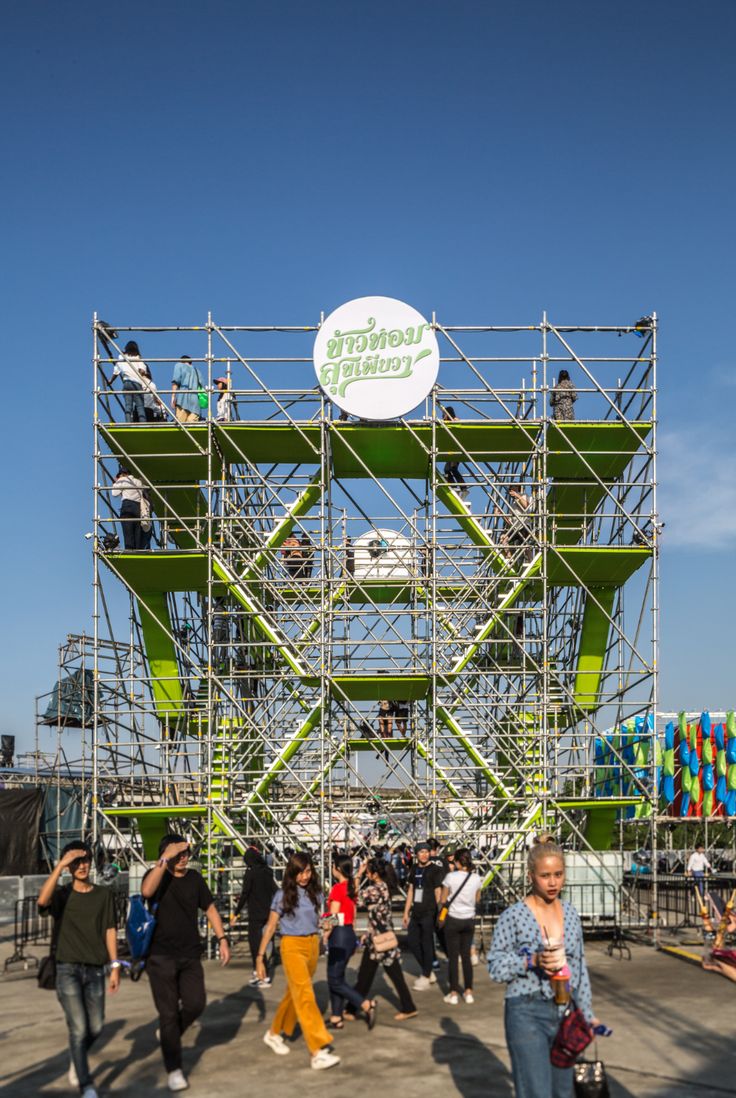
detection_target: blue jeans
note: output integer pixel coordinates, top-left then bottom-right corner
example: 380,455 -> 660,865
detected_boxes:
122,378 -> 145,422
56,963 -> 106,1091
504,993 -> 572,1098
326,925 -> 365,1017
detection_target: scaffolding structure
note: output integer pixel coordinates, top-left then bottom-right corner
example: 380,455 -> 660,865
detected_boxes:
89,311 -> 658,905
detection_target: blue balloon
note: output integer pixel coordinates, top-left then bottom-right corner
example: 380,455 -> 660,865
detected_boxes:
703,764 -> 715,791
689,751 -> 700,777
716,724 -> 725,751
716,775 -> 727,803
680,792 -> 691,817
701,712 -> 712,737
663,774 -> 675,804
680,740 -> 690,766
665,721 -> 675,750
727,739 -> 736,765
726,790 -> 736,817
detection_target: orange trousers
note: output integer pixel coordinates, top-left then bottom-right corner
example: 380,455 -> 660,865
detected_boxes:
271,934 -> 330,1055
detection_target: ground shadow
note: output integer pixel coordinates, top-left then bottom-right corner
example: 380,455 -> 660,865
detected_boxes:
0,1017 -> 125,1096
432,1016 -> 513,1098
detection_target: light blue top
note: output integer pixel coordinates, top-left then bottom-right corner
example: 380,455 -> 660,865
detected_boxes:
488,899 -> 593,1022
172,359 -> 204,416
271,886 -> 323,936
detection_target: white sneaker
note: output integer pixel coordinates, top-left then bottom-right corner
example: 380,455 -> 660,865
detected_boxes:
428,971 -> 437,985
257,976 -> 272,988
464,990 -> 475,1004
412,975 -> 430,990
81,1088 -> 98,1098
311,1048 -> 340,1071
167,1069 -> 189,1092
470,949 -> 479,967
248,971 -> 260,986
69,1061 -> 79,1088
263,1029 -> 290,1056
444,992 -> 459,1005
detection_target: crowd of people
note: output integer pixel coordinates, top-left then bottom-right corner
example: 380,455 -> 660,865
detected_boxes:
111,342 -> 233,426
36,830 -> 652,1096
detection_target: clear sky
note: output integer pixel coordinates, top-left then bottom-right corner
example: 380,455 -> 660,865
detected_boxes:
2,0 -> 735,753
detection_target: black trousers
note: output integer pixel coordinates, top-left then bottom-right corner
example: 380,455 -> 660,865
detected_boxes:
248,912 -> 269,970
120,499 -> 144,550
443,461 -> 465,487
407,912 -> 436,977
350,948 -> 416,1014
147,955 -> 206,1072
444,915 -> 475,992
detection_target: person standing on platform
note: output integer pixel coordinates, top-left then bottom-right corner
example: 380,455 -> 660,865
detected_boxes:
440,848 -> 483,1005
141,834 -> 231,1093
324,855 -> 376,1030
214,377 -> 233,422
550,369 -> 577,421
230,844 -> 277,988
378,699 -> 393,738
113,340 -> 147,423
441,405 -> 468,499
489,837 -> 596,1098
687,844 -> 712,899
171,355 -> 204,424
256,851 -> 340,1070
111,467 -> 147,550
38,841 -> 120,1098
402,842 -> 443,990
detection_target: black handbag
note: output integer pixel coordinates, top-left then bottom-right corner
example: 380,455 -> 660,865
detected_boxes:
37,953 -> 57,990
573,1049 -> 610,1097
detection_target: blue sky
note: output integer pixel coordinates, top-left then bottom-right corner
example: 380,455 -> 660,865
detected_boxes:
2,0 -> 735,752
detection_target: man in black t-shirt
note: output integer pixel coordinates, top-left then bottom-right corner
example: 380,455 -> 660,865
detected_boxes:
38,841 -> 120,1098
402,842 -> 443,990
141,833 -> 230,1093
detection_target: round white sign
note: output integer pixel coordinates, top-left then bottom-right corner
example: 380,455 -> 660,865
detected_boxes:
313,296 -> 439,420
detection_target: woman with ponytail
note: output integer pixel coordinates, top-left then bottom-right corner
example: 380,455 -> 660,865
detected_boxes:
324,855 -> 376,1029
488,836 -> 597,1097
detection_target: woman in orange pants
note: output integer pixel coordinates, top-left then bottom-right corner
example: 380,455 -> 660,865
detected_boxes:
256,852 -> 340,1071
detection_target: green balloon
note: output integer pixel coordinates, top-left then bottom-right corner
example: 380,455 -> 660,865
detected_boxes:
728,765 -> 736,792
703,790 -> 714,817
682,769 -> 692,794
703,739 -> 713,764
664,751 -> 675,777
717,753 -> 727,777
727,711 -> 736,736
678,711 -> 688,736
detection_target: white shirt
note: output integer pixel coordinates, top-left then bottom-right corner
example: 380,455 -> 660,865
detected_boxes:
216,391 -> 233,422
113,354 -> 146,385
141,377 -> 159,411
111,474 -> 145,503
687,852 -> 711,873
442,870 -> 483,920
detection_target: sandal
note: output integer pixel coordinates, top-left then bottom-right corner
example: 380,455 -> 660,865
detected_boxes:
394,1010 -> 418,1021
327,1018 -> 345,1030
365,1001 -> 377,1030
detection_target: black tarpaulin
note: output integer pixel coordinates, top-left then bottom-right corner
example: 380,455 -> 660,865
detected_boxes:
0,788 -> 43,874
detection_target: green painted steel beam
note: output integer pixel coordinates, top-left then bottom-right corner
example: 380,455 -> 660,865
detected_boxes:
435,705 -> 512,801
137,593 -> 185,718
573,588 -> 616,712
481,802 -> 543,888
247,702 -> 323,806
546,422 -> 651,480
243,475 -> 323,582
330,675 -> 430,702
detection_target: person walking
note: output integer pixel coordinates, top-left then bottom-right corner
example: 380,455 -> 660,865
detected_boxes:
324,855 -> 376,1029
550,370 -> 577,421
113,340 -> 147,423
439,848 -> 483,1005
489,837 -> 596,1098
687,844 -> 712,899
230,843 -> 276,987
111,467 -> 147,550
38,841 -> 120,1098
348,858 -> 417,1021
171,355 -> 205,424
402,841 -> 443,990
141,834 -> 231,1092
256,851 -> 340,1070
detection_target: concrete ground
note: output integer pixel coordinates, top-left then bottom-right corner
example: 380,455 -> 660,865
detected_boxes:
0,939 -> 733,1097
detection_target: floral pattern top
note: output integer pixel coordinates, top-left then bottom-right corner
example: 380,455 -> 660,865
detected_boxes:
359,879 -> 401,966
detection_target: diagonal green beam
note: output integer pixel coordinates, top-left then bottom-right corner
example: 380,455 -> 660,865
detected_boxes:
415,740 -> 475,817
573,587 -> 616,712
481,802 -> 543,888
435,483 -> 514,575
435,706 -> 512,802
246,701 -> 323,806
243,474 -> 323,582
287,745 -> 347,822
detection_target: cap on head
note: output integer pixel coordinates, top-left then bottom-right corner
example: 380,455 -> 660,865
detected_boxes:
415,842 -> 430,852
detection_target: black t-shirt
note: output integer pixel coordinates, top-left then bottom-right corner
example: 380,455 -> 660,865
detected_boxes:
40,884 -> 115,966
410,862 -> 443,915
143,869 -> 214,958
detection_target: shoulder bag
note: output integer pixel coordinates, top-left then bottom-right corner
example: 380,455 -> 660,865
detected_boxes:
550,998 -> 593,1068
38,886 -> 71,990
436,872 -> 472,930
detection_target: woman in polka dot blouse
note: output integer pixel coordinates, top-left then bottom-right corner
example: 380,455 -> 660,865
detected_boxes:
488,837 -> 596,1097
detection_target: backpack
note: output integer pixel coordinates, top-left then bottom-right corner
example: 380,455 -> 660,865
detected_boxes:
125,894 -> 157,981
